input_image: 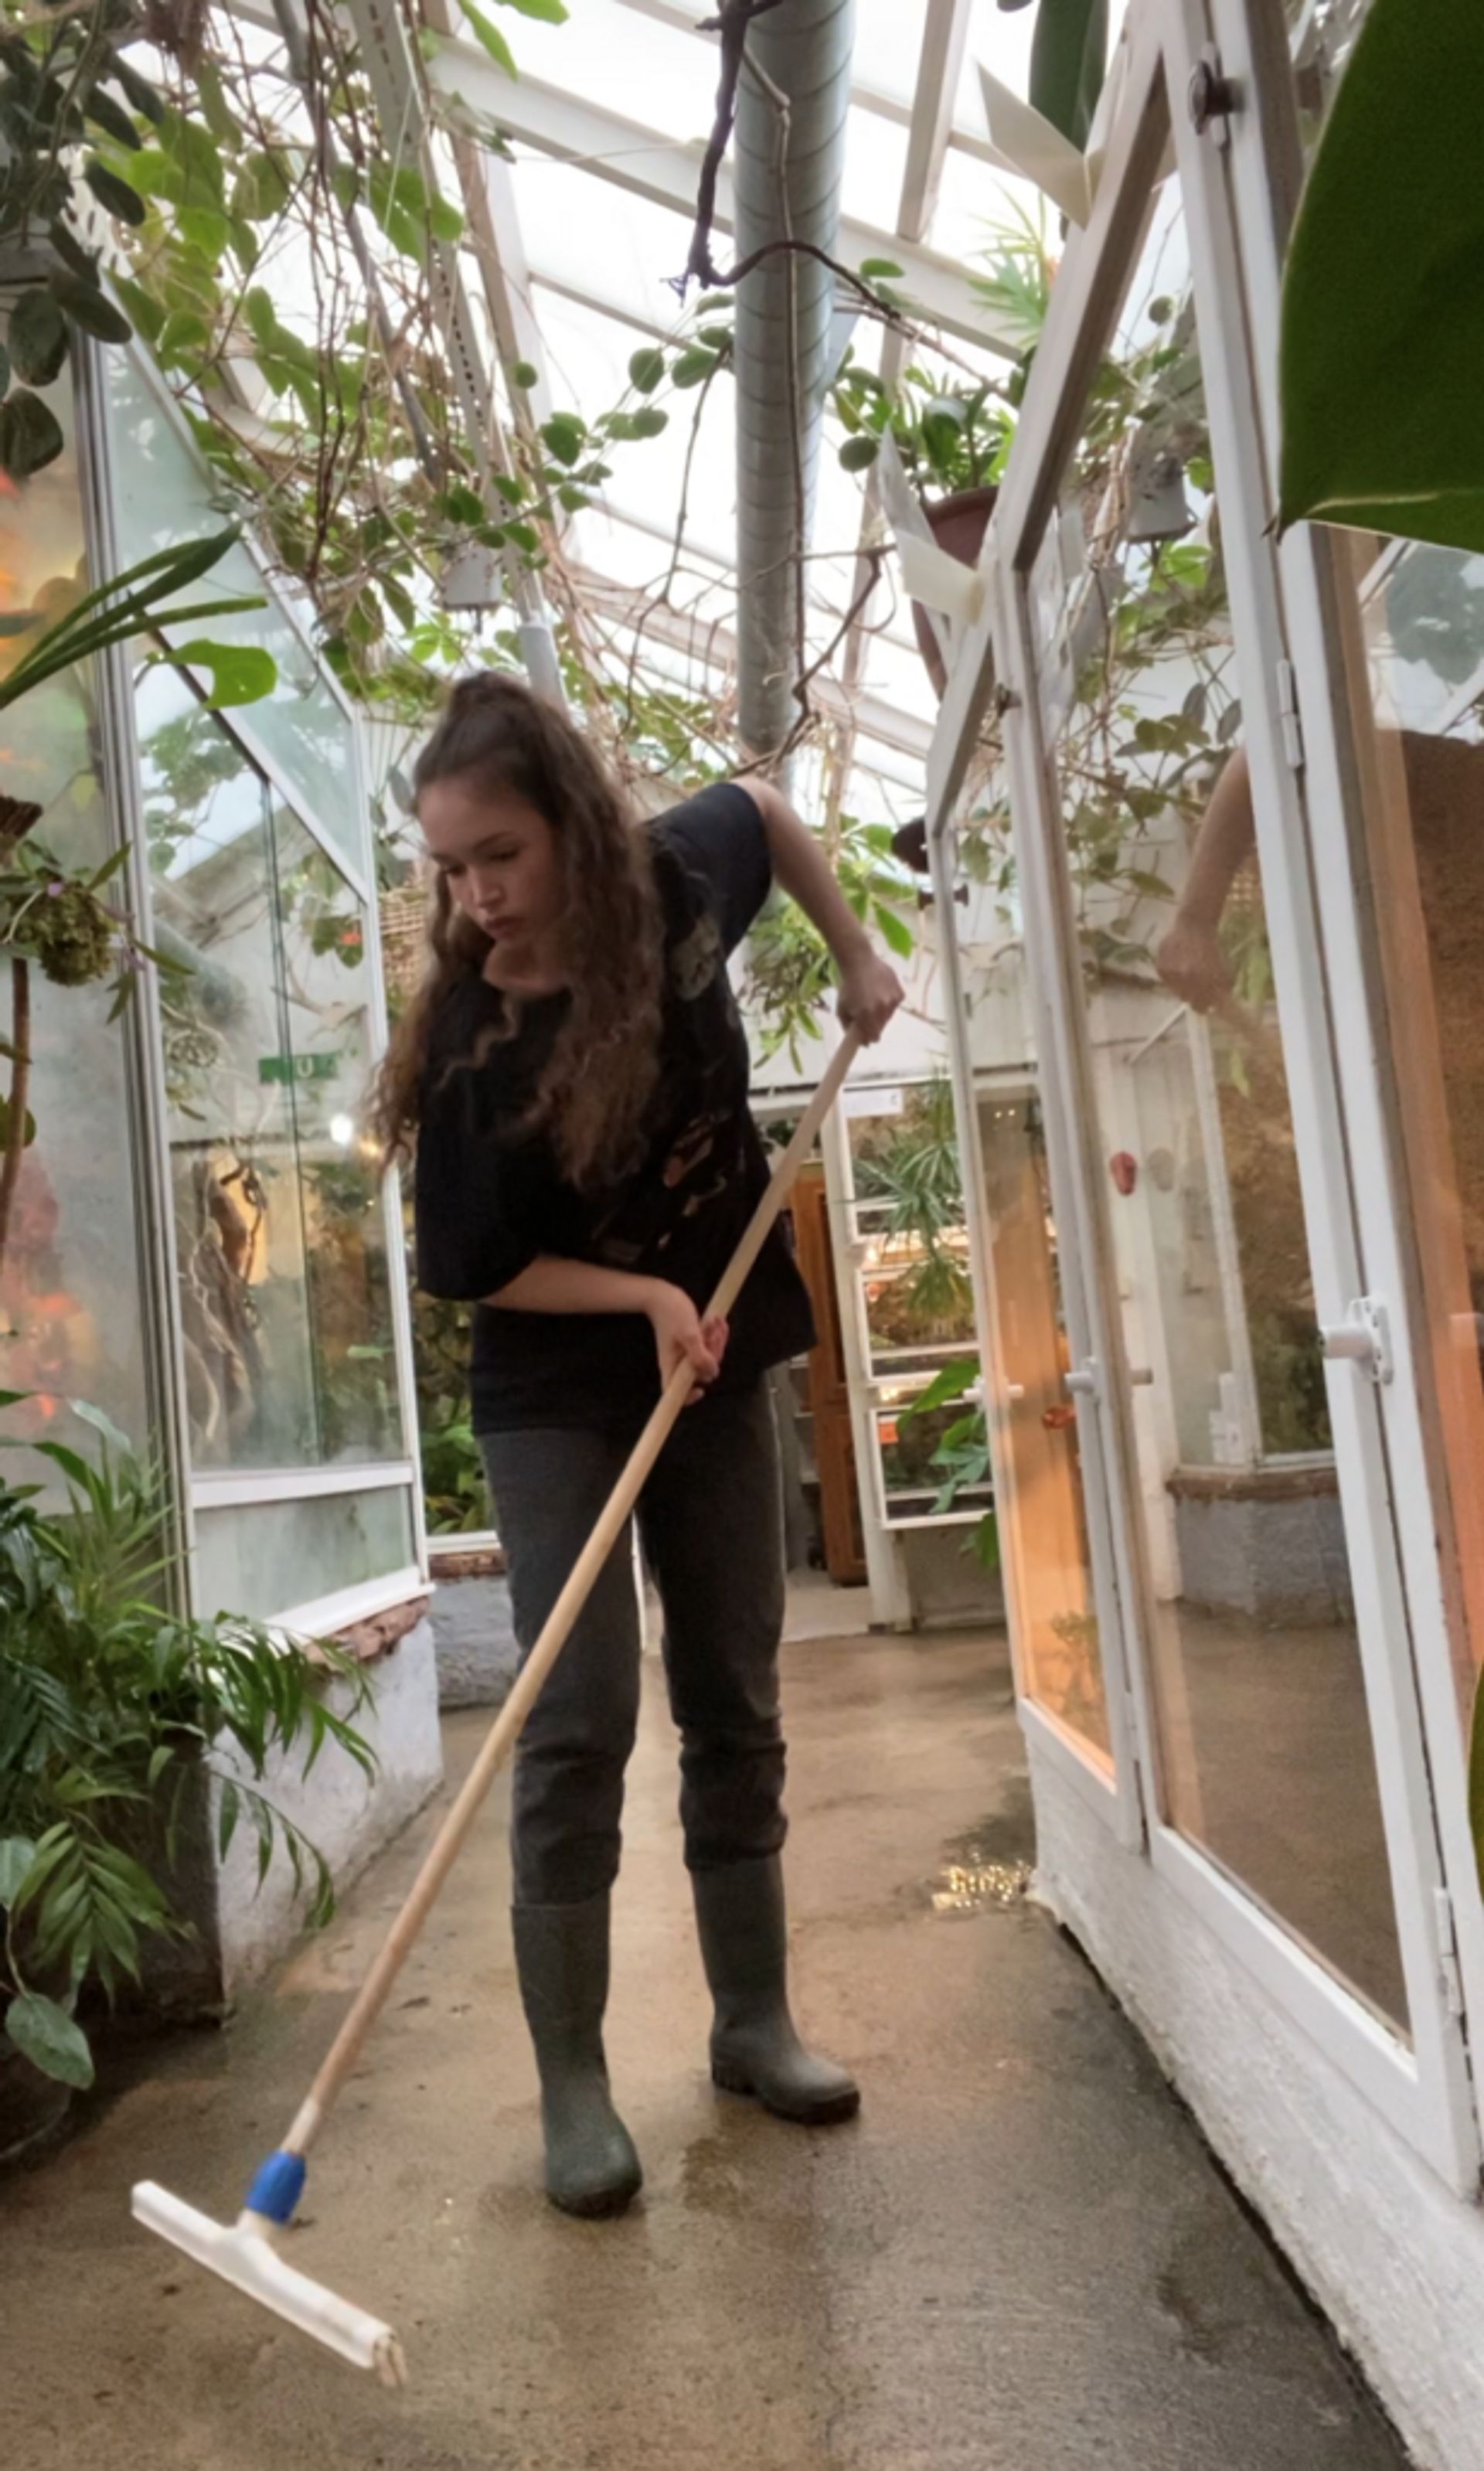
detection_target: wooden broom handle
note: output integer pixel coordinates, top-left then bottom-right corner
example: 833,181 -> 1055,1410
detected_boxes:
283,1029 -> 864,2156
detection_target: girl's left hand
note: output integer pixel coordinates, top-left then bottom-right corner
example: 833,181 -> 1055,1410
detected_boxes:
838,948 -> 905,1045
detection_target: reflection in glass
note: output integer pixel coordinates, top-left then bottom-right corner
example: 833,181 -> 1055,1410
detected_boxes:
138,669 -> 400,1470
847,1079 -> 982,1523
1027,148 -> 1405,2025
979,1090 -> 1108,1755
1340,535 -> 1484,1740
0,315 -> 148,1467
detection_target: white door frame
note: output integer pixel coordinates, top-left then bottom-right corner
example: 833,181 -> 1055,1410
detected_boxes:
1211,0 -> 1484,2166
928,0 -> 1478,2190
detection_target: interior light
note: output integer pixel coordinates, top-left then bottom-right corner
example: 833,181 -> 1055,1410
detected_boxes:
329,1113 -> 356,1148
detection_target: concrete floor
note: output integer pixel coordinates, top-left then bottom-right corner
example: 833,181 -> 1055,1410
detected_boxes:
0,1623 -> 1409,2471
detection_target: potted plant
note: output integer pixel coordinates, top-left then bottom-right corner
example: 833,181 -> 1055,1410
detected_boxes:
830,205 -> 1060,696
0,1399 -> 373,2163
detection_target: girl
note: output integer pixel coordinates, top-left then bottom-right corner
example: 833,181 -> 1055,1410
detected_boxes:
375,675 -> 902,2218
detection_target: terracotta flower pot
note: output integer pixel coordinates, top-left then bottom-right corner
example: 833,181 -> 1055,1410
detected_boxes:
910,486 -> 999,700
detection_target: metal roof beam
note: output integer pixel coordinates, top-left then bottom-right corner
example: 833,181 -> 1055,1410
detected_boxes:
426,43 -> 1017,355
568,567 -> 933,762
612,0 -> 1002,168
899,0 -> 975,243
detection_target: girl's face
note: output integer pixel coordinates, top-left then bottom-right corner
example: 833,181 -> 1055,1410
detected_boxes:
420,777 -> 564,965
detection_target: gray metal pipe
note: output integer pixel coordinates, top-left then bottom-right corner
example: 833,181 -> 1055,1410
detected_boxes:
732,0 -> 855,774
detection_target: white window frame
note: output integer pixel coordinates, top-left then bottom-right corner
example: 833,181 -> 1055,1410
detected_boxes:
1210,0 -> 1484,2168
929,0 -> 1478,2189
94,345 -> 428,1610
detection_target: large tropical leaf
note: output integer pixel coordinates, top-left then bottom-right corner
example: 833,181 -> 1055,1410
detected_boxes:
1278,0 -> 1484,554
1029,0 -> 1108,153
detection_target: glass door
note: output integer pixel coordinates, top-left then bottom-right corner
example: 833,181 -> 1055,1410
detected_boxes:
931,764 -> 1142,1829
1208,0 -> 1484,2176
979,12 -> 1477,2179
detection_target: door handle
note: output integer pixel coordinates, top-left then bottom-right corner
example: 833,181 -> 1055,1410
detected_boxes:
1319,1296 -> 1394,1387
1064,1363 -> 1099,1399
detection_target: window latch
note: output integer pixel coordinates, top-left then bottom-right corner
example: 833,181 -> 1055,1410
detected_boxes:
1319,1297 -> 1394,1387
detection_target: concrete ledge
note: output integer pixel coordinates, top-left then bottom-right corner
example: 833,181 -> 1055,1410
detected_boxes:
431,1569 -> 521,1709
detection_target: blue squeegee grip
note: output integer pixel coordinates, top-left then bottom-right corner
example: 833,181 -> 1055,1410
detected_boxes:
243,2149 -> 308,2224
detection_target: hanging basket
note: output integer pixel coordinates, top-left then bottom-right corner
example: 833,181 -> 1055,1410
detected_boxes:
910,486 -> 999,701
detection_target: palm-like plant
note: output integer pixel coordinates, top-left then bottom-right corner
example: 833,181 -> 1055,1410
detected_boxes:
0,1401 -> 373,2092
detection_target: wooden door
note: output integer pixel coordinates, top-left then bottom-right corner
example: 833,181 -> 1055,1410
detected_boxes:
791,1164 -> 867,1586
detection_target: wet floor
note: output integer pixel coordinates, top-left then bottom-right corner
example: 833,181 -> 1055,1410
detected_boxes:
0,1626 -> 1407,2470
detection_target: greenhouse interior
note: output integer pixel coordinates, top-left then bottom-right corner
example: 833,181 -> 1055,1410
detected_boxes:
4,0 -> 1484,2464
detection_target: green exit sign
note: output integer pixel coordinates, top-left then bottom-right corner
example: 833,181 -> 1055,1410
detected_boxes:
258,1053 -> 339,1086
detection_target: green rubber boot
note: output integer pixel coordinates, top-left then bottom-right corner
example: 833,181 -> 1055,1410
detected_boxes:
512,1896 -> 642,2218
693,1855 -> 860,2126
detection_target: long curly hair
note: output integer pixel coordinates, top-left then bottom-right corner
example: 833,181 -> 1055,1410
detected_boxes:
369,674 -> 665,1190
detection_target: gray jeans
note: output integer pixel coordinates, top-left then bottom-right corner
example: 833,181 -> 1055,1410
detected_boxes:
480,1382 -> 788,1908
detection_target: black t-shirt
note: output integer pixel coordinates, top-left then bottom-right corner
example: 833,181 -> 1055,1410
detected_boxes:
414,782 -> 817,1435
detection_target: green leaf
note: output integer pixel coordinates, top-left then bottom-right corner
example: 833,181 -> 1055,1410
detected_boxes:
157,308 -> 209,365
901,1359 -> 979,1418
107,53 -> 166,127
859,257 -> 904,280
873,901 -> 915,959
178,206 -> 229,260
9,289 -> 66,388
174,640 -> 277,709
540,414 -> 584,467
628,346 -> 665,395
50,274 -> 131,343
0,1096 -> 38,1150
158,107 -> 226,209
4,1992 -> 94,2088
0,389 -> 63,480
83,83 -> 142,151
232,148 -> 293,223
1028,0 -> 1108,151
1278,0 -> 1484,555
491,0 -> 567,18
672,346 -> 718,390
0,1836 -> 38,1907
512,358 -> 539,389
440,480 -> 486,525
492,469 -> 526,504
195,60 -> 240,147
504,519 -> 539,556
243,286 -> 278,352
839,434 -> 880,474
629,406 -> 669,441
65,1397 -> 132,1460
459,0 -> 517,77
111,275 -> 164,345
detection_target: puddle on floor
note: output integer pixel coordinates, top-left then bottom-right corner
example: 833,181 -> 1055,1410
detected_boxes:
926,1786 -> 1035,1917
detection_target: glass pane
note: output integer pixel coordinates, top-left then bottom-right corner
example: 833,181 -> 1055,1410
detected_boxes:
950,804 -> 1110,1755
1028,139 -> 1405,2026
107,350 -> 364,872
141,667 -> 322,1469
193,1485 -> 417,1622
271,806 -> 403,1462
979,1090 -> 1109,1757
1333,539 -> 1484,1743
0,313 -> 149,1475
874,1397 -> 992,1527
848,1079 -> 977,1371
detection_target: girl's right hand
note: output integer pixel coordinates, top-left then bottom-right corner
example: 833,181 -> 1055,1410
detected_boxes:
645,1281 -> 728,1404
